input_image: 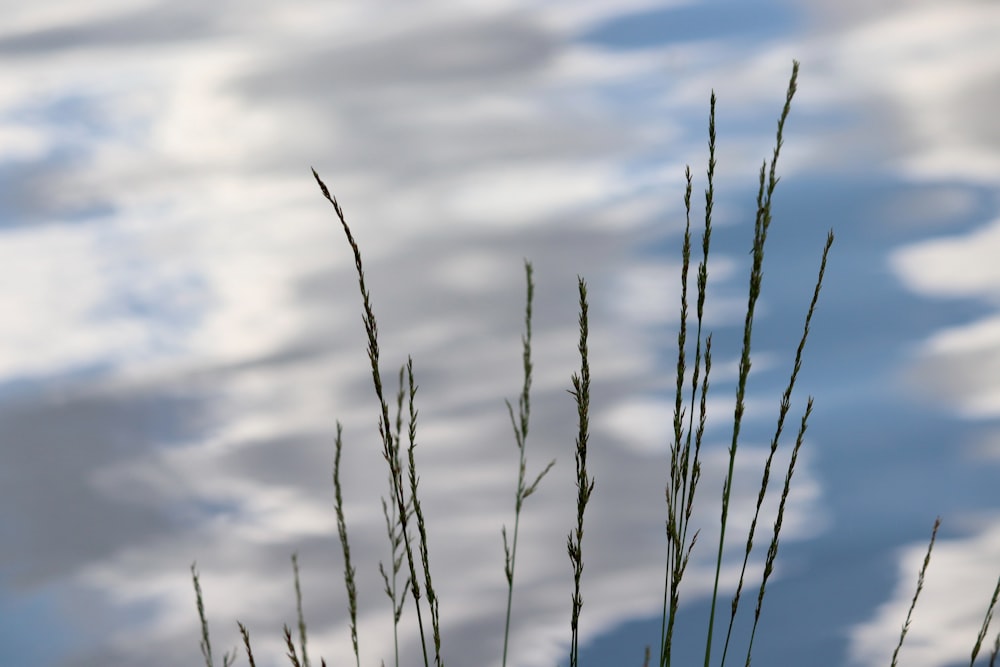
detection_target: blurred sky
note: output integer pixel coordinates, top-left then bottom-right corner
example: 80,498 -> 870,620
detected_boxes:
1,1 -> 999,666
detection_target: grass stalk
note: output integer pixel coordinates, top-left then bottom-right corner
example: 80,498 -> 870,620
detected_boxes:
703,59 -> 799,667
284,625 -> 303,667
378,488 -> 410,667
502,260 -> 556,667
291,553 -> 311,667
661,165 -> 694,667
237,621 -> 258,667
405,357 -> 444,667
721,228 -> 833,666
890,517 -> 940,667
567,276 -> 594,667
312,167 -> 435,667
378,367 -> 413,667
743,396 -> 811,667
333,423 -> 361,667
971,574 -> 1000,666
661,88 -> 715,667
191,562 -> 235,667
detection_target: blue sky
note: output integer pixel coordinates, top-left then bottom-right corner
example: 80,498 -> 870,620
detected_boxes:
0,1 -> 998,667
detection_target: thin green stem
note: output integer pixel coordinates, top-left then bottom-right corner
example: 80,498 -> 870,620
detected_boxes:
406,358 -> 443,667
502,261 -> 555,667
661,164 -> 694,667
890,517 -> 941,667
721,229 -> 832,666
703,60 -> 799,667
379,368 -> 412,667
283,625 -> 303,667
191,563 -> 235,667
743,397 -> 812,667
237,621 -> 258,667
568,277 -> 594,667
291,553 -> 311,667
661,90 -> 716,667
313,168 -> 431,667
333,423 -> 361,667
971,574 -> 1000,666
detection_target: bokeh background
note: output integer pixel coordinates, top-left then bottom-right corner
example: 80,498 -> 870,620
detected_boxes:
1,1 -> 998,666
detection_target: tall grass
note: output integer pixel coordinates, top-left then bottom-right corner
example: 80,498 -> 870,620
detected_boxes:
190,61 -> 1000,667
567,275 -> 593,667
501,260 -> 556,667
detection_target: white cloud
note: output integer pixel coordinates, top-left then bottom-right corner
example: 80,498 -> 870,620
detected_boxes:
798,0 -> 1000,181
891,217 -> 1000,302
890,218 -> 1000,418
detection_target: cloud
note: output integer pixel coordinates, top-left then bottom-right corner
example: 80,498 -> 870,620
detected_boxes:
0,2 -> 873,666
889,217 -> 1000,418
793,0 -> 1000,180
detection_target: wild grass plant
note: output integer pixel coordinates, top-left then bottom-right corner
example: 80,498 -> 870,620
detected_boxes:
191,61 -> 1000,667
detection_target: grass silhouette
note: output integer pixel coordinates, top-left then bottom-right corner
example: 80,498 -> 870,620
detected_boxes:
191,61 -> 1000,667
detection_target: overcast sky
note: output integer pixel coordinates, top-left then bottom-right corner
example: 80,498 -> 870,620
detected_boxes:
1,2 -> 999,667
